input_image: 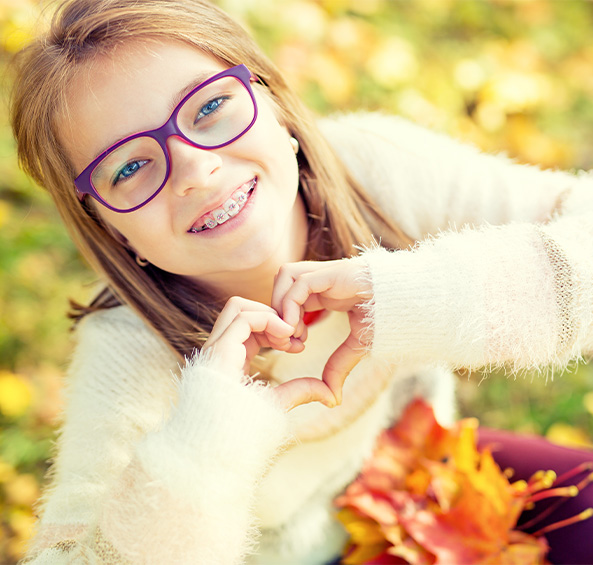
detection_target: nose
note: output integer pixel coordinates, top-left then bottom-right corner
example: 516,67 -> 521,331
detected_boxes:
165,135 -> 223,197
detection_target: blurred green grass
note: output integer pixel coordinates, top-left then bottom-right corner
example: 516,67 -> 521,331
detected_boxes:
2,0 -> 593,561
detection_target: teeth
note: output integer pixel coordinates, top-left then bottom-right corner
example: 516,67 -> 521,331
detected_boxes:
213,208 -> 229,224
224,199 -> 240,217
189,179 -> 256,233
205,217 -> 218,229
234,191 -> 248,205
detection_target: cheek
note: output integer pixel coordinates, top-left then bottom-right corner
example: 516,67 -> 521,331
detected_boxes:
97,206 -> 163,256
251,124 -> 299,189
250,96 -> 295,167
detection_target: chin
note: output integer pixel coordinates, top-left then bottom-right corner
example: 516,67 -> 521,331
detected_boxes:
234,244 -> 280,271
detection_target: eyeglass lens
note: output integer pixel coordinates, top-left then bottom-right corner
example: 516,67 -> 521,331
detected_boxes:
90,74 -> 256,211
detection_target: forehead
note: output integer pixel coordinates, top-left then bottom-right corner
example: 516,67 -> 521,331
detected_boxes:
60,40 -> 228,172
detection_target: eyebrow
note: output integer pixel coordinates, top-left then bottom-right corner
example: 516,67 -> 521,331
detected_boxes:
88,70 -> 220,163
169,70 -> 218,112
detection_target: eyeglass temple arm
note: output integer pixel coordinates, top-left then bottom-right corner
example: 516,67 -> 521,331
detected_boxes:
250,72 -> 266,86
75,187 -> 85,201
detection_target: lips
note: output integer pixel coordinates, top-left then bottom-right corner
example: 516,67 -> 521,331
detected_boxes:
188,178 -> 257,233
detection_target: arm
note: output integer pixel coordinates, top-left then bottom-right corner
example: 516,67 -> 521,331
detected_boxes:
24,307 -> 292,565
274,118 -> 593,396
338,114 -> 593,370
365,186 -> 593,372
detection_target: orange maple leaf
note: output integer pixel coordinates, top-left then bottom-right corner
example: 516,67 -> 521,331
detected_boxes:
335,399 -> 554,565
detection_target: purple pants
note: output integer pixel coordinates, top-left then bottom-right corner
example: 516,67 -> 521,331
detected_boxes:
478,428 -> 593,565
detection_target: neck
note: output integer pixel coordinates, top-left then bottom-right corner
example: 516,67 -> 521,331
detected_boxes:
211,262 -> 282,306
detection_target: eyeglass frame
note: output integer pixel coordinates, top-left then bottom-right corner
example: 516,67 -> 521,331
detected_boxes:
74,64 -> 259,213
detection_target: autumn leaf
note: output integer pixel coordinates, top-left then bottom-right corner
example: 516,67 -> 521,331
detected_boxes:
335,399 -> 555,564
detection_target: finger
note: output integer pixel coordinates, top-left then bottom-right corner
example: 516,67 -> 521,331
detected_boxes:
205,316 -> 295,375
204,310 -> 294,357
272,261 -> 338,320
292,309 -> 308,341
254,331 -> 305,353
272,377 -> 336,412
207,297 -> 286,345
271,262 -> 317,317
209,298 -> 279,346
321,333 -> 367,405
226,310 -> 294,345
288,337 -> 306,353
242,335 -> 262,373
243,333 -> 305,372
281,272 -> 333,327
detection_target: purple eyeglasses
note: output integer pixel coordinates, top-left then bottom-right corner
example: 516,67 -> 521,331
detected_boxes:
74,64 -> 258,213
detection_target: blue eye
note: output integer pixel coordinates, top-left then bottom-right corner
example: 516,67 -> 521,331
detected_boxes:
113,159 -> 148,185
201,98 -> 222,115
195,96 -> 229,124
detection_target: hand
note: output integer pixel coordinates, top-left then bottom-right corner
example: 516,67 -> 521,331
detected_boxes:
271,258 -> 373,404
202,296 -> 336,411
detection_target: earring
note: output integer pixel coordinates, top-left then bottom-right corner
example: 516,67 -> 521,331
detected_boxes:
290,136 -> 300,154
135,255 -> 149,267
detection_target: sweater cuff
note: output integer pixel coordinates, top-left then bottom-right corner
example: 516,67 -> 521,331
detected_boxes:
136,352 -> 290,497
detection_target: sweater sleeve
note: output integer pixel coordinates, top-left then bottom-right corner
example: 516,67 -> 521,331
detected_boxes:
340,115 -> 593,372
23,308 -> 290,565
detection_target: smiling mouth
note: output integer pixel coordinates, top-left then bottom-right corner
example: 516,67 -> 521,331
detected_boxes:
188,178 -> 257,234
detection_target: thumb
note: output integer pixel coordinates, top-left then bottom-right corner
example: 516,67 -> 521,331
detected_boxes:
271,377 -> 337,412
322,333 -> 367,405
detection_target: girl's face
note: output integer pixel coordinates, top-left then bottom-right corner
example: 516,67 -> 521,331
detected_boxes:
61,40 -> 306,301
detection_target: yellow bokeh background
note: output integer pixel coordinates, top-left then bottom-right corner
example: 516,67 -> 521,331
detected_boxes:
2,0 -> 593,562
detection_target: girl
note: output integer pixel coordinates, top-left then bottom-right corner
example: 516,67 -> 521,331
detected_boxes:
10,0 -> 593,562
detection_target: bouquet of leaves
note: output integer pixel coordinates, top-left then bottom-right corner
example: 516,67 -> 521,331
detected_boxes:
335,399 -> 593,564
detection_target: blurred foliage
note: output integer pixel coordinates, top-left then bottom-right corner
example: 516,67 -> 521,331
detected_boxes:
2,0 -> 593,562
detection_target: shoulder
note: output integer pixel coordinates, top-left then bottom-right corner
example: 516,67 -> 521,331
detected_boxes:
44,307 -> 180,510
318,111 -> 421,138
64,305 -> 179,426
317,111 -> 477,155
70,304 -> 178,379
73,305 -> 172,358
316,112 -> 461,188
317,113 -> 460,235
316,112 -> 423,188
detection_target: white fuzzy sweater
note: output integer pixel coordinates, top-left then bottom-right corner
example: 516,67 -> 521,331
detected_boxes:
23,114 -> 593,564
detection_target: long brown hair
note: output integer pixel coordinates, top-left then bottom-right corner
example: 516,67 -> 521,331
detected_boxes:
11,0 -> 412,362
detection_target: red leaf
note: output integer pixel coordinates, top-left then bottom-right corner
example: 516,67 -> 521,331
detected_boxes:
335,399 -> 552,564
